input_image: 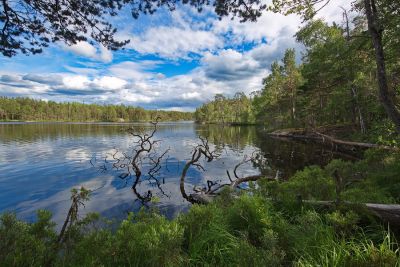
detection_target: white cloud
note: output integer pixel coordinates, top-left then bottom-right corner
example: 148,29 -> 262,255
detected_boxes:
182,91 -> 201,100
62,75 -> 90,90
119,90 -> 154,103
99,45 -> 113,62
212,11 -> 300,44
109,61 -> 161,80
315,0 -> 354,23
201,49 -> 261,81
127,26 -> 223,59
64,42 -> 113,63
92,76 -> 127,90
66,42 -> 97,58
64,66 -> 99,75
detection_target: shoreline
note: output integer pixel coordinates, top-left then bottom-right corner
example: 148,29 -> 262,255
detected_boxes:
0,120 -> 196,124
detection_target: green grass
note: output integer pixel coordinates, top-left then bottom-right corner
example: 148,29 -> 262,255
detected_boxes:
1,195 -> 399,266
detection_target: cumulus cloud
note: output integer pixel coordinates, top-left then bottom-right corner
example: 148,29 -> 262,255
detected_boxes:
64,42 -> 113,63
99,45 -> 113,62
202,49 -> 260,81
182,91 -> 201,100
92,76 -> 127,90
212,11 -> 300,44
62,75 -> 90,90
126,26 -> 223,59
0,48 -> 269,110
66,42 -> 97,58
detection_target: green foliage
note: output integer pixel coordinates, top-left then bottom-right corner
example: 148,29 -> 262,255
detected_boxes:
259,149 -> 400,205
296,231 -> 400,267
225,195 -> 273,246
0,211 -> 57,266
194,92 -> 254,124
0,96 -> 193,122
253,48 -> 302,128
181,196 -> 284,266
325,210 -> 360,235
275,165 -> 335,201
325,151 -> 400,204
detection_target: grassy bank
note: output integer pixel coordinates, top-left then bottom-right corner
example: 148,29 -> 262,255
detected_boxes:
1,149 -> 400,266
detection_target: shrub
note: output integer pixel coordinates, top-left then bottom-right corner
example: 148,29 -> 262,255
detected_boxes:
0,211 -> 57,267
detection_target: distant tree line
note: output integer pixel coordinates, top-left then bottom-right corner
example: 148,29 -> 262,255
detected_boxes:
0,97 -> 193,122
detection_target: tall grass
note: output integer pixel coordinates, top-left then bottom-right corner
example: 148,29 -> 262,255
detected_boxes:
1,195 -> 398,266
296,232 -> 400,267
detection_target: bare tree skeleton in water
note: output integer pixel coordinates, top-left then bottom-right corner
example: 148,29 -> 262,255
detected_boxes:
92,119 -> 271,205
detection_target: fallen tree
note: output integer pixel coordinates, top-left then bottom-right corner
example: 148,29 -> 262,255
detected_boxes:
299,199 -> 400,226
267,128 -> 398,153
179,139 -> 275,204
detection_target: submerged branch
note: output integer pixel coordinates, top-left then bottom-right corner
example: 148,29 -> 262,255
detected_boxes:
180,142 -> 275,204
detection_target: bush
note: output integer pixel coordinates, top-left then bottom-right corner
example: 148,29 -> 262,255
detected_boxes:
68,211 -> 184,266
180,197 -> 284,266
0,210 -> 57,267
262,165 -> 335,202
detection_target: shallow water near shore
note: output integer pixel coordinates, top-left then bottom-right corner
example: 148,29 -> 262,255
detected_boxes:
0,122 -> 351,226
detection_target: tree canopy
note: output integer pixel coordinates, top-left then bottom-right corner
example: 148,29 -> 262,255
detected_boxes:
0,0 -> 133,57
0,0 -> 268,57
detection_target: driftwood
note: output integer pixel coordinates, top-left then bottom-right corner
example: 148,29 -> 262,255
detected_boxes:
301,200 -> 400,226
179,142 -> 275,204
365,203 -> 400,225
268,129 -> 397,152
186,174 -> 277,204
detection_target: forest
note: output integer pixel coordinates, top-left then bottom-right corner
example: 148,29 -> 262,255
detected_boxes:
195,13 -> 400,145
0,97 -> 193,122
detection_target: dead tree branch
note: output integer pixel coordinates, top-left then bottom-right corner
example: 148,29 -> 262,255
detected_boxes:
180,136 -> 221,203
57,187 -> 91,243
180,143 -> 274,204
102,118 -> 170,204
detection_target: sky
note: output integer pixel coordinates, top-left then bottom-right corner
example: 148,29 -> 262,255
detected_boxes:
0,0 -> 352,111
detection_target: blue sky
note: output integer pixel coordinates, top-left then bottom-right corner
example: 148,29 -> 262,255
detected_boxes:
0,1 -> 350,111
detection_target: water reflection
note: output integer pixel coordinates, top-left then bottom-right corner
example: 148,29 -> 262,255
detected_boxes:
0,122 -> 350,225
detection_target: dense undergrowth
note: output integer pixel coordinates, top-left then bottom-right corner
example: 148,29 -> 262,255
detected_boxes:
1,149 -> 400,266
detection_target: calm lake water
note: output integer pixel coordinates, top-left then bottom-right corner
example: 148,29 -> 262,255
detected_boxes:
0,122 -> 348,225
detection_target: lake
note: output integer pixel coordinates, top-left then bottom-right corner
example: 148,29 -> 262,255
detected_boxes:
0,122 -> 348,225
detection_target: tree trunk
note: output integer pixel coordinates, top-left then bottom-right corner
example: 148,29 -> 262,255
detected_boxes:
364,0 -> 400,133
351,86 -> 366,134
342,8 -> 366,134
